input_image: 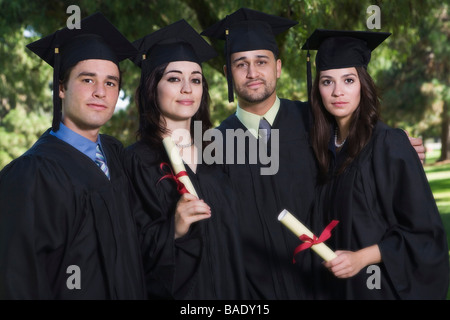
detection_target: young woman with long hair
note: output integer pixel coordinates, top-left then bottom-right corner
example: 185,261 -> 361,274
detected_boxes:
305,29 -> 449,300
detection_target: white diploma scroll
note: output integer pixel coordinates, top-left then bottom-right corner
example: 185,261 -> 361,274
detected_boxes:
162,137 -> 198,197
278,209 -> 337,262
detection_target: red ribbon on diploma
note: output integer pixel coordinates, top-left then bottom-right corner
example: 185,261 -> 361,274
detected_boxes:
158,162 -> 189,195
293,220 -> 339,263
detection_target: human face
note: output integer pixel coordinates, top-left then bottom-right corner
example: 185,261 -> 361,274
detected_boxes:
229,49 -> 281,107
59,59 -> 120,139
157,61 -> 203,124
318,67 -> 361,126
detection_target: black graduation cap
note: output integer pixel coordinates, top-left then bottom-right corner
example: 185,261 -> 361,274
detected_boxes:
201,8 -> 298,102
301,29 -> 391,102
131,19 -> 217,77
26,12 -> 137,131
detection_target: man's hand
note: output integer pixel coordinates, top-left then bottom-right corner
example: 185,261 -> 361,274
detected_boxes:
404,130 -> 425,163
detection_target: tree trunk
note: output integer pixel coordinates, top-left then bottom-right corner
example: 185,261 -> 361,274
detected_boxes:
439,100 -> 449,161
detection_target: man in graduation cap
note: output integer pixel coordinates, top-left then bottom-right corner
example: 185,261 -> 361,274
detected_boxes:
201,8 -> 426,300
202,7 -> 319,300
0,12 -> 151,299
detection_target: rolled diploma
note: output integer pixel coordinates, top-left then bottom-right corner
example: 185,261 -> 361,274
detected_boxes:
162,137 -> 198,198
278,209 -> 337,262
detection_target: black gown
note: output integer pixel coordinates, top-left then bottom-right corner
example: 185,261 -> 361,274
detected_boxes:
123,141 -> 249,300
217,98 -> 318,300
311,121 -> 449,299
0,130 -> 148,299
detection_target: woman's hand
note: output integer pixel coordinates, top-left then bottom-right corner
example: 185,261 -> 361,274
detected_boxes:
323,245 -> 381,278
174,193 -> 211,239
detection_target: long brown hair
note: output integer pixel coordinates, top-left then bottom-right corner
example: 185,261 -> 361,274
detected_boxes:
135,62 -> 212,149
310,66 -> 380,182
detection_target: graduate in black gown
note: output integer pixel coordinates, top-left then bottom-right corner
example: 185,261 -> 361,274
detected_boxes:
201,8 -> 429,300
0,13 -> 151,299
304,29 -> 449,299
123,20 -> 249,299
201,8 -> 319,300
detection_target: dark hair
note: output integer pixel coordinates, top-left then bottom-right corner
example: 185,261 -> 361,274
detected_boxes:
310,66 -> 380,182
135,62 -> 212,149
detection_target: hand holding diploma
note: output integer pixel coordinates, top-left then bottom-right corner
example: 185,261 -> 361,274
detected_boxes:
162,137 -> 198,197
278,209 -> 338,262
161,137 -> 211,239
174,193 -> 211,238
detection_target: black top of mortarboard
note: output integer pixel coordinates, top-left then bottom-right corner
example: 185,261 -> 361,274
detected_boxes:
201,7 -> 298,55
131,19 -> 217,76
301,29 -> 391,71
27,12 -> 137,73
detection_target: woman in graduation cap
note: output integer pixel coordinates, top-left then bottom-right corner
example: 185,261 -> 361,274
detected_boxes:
303,29 -> 449,299
123,19 -> 249,300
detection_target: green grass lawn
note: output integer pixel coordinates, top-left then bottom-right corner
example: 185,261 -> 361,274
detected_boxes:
424,149 -> 450,299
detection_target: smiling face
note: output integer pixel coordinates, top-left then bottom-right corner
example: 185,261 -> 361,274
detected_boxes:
318,67 -> 361,126
157,61 -> 203,125
229,49 -> 281,110
59,59 -> 120,139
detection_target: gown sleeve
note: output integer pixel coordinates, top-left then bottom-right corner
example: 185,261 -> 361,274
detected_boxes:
371,128 -> 449,299
0,155 -> 72,299
122,146 -> 203,299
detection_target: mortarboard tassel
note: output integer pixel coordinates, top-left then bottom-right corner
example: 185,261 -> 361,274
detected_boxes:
138,54 -> 148,131
225,28 -> 234,103
52,46 -> 61,132
306,49 -> 312,104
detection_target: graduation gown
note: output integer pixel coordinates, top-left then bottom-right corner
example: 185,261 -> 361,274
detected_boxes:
0,130 -> 147,299
311,121 -> 449,299
217,98 -> 318,300
123,141 -> 249,300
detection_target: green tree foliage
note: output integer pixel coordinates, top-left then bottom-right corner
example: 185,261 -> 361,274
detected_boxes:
0,24 -> 52,168
1,0 -> 449,170
0,107 -> 49,168
0,27 -> 53,117
378,3 -> 449,152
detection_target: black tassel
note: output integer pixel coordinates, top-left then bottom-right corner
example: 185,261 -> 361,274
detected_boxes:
52,46 -> 61,132
139,54 -> 148,131
225,28 -> 234,103
306,49 -> 312,104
